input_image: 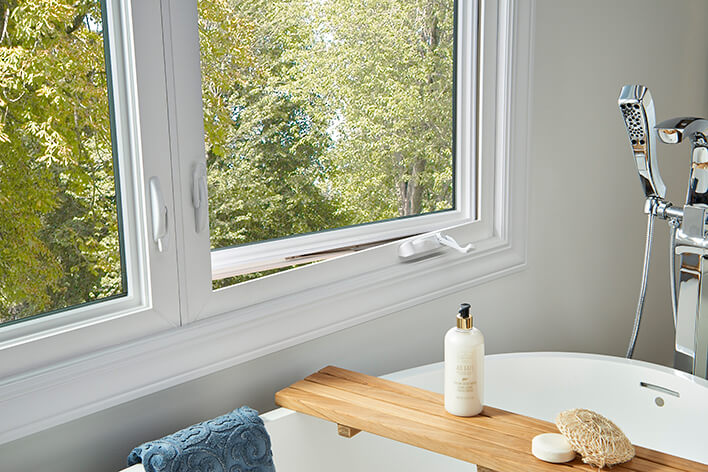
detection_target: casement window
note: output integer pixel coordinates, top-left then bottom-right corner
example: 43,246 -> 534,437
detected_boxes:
0,0 -> 531,445
0,0 -> 180,358
198,0 -> 459,283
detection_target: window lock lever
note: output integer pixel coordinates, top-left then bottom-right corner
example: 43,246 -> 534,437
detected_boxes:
192,163 -> 208,233
149,177 -> 169,252
398,232 -> 474,261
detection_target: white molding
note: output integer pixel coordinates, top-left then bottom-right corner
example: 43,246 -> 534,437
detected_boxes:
0,0 -> 533,445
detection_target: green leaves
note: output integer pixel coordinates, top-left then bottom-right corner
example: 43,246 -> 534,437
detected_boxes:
201,0 -> 455,255
0,0 -> 121,322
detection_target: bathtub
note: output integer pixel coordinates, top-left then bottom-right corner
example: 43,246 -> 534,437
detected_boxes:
123,352 -> 708,471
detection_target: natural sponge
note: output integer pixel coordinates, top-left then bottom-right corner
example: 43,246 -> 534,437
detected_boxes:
555,408 -> 635,468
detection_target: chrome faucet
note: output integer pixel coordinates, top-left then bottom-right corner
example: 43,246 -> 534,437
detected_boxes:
618,85 -> 708,379
656,117 -> 708,378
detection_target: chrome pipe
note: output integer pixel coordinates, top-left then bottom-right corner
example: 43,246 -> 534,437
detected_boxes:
618,85 -> 708,378
656,115 -> 708,379
657,117 -> 708,206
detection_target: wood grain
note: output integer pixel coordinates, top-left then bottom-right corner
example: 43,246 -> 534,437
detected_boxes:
337,424 -> 361,438
274,366 -> 708,472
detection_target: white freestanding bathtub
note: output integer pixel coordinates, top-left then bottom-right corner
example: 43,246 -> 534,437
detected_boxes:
123,352 -> 708,471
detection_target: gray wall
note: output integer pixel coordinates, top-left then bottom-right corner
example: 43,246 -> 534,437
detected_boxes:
3,1 -> 708,470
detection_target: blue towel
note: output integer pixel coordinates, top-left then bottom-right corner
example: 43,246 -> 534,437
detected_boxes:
127,406 -> 276,472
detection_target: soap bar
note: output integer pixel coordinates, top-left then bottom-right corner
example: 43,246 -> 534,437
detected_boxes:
531,433 -> 576,463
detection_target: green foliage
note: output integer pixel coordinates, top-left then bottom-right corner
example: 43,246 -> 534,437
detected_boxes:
289,0 -> 455,219
200,0 -> 353,249
0,0 -> 122,322
201,0 -> 454,253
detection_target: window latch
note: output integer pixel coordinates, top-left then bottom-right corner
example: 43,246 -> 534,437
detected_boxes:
398,232 -> 474,261
192,163 -> 208,233
149,177 -> 169,252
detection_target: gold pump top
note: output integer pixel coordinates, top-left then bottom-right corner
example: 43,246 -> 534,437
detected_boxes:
456,303 -> 473,330
456,314 -> 473,329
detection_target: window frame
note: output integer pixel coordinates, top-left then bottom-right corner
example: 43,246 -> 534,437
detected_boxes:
204,0 -> 469,283
0,0 -> 181,442
167,0 -> 503,324
0,0 -> 533,446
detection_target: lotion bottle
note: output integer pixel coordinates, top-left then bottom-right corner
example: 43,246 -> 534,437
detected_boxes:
444,303 -> 484,416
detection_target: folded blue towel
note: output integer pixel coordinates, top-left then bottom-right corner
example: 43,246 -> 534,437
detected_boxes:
127,406 -> 275,472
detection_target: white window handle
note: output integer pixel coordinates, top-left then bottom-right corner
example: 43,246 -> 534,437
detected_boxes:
436,233 -> 473,253
149,177 -> 169,252
398,232 -> 474,261
192,163 -> 208,233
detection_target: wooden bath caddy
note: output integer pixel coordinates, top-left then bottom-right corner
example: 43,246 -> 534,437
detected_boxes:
274,366 -> 707,472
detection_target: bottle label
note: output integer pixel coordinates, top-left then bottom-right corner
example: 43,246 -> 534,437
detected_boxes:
453,351 -> 477,398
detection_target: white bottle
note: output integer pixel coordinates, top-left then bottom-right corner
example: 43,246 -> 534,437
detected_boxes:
444,303 -> 484,416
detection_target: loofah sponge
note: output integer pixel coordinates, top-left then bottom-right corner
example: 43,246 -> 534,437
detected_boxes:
555,408 -> 635,468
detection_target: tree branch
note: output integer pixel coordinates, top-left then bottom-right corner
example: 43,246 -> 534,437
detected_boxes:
65,12 -> 87,35
66,0 -> 94,35
0,8 -> 9,45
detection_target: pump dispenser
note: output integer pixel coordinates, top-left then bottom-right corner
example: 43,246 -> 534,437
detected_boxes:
444,303 -> 484,416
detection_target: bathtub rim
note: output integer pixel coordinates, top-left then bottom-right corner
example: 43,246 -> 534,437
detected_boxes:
382,351 -> 708,386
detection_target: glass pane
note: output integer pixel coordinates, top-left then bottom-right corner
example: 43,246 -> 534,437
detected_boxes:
0,1 -> 125,324
198,0 -> 455,252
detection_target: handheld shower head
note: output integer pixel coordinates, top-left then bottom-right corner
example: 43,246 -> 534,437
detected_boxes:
618,85 -> 666,199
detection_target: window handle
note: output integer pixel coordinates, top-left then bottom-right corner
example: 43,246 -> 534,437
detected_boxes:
149,177 -> 169,252
192,163 -> 208,233
398,232 -> 474,261
435,233 -> 474,254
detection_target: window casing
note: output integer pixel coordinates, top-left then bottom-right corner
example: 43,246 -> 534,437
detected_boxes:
0,0 -> 532,445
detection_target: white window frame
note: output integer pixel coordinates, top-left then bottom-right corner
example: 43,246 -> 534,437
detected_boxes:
168,0 -> 531,323
0,0 -> 181,443
203,1 -> 477,281
0,0 -> 533,446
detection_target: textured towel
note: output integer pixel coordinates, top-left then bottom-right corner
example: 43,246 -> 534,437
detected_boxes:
127,406 -> 275,472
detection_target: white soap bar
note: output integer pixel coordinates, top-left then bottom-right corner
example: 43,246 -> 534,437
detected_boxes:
531,433 -> 576,463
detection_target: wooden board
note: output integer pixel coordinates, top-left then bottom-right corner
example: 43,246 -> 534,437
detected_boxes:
274,366 -> 708,472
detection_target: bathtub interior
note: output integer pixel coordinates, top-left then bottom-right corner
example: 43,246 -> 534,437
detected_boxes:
386,354 -> 708,465
264,409 -> 472,472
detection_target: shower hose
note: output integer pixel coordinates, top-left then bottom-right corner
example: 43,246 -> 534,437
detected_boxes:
626,213 -> 680,359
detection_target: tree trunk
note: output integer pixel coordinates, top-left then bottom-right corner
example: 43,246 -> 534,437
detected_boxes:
397,158 -> 426,216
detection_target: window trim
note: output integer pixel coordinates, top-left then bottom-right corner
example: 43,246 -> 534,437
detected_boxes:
211,209 -> 473,281
0,0 -> 533,446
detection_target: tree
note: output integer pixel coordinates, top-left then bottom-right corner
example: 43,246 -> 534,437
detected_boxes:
0,0 -> 121,321
269,0 -> 454,221
200,0 -> 351,251
201,0 -> 454,251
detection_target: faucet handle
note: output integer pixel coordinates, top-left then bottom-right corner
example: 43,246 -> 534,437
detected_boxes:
656,117 -> 703,144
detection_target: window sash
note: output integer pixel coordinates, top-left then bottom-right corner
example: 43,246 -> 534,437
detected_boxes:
165,0 -> 483,320
0,0 -> 181,380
